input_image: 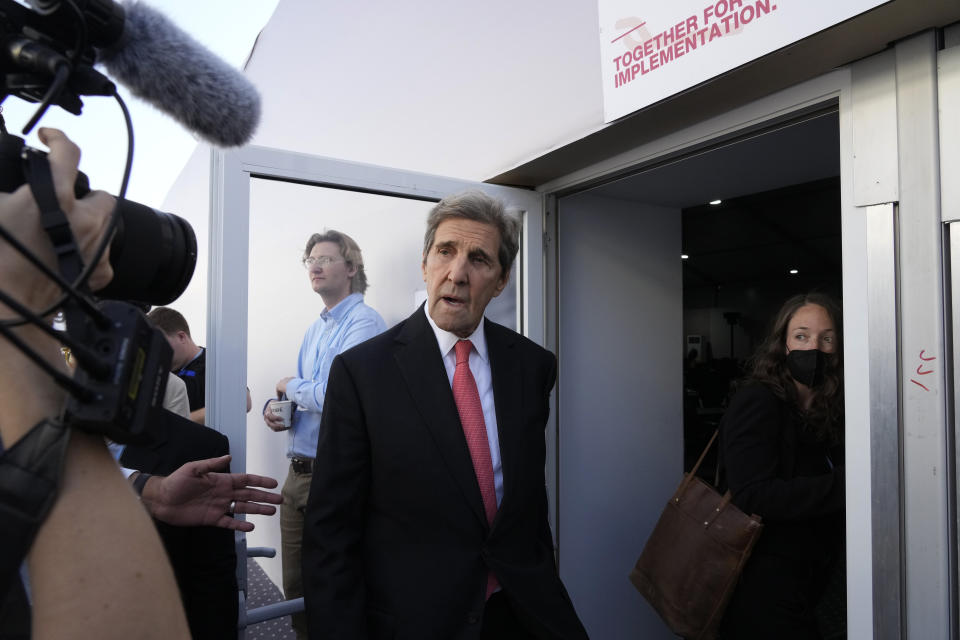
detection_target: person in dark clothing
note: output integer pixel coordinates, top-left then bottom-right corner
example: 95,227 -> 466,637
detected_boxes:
176,345 -> 205,412
719,293 -> 845,639
121,410 -> 239,640
148,307 -> 252,424
147,307 -> 207,423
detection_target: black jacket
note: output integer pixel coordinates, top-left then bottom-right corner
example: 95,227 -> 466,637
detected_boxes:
121,409 -> 238,640
719,383 -> 844,638
302,306 -> 587,640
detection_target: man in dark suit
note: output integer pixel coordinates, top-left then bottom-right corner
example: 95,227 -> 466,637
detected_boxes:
302,191 -> 587,639
121,409 -> 239,640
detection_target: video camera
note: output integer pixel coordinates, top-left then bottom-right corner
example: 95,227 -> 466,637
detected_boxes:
0,0 -> 263,600
1,0 -> 200,442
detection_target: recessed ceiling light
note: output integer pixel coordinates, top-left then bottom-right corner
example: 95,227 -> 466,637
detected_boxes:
789,269 -> 799,274
709,199 -> 722,205
681,254 -> 689,260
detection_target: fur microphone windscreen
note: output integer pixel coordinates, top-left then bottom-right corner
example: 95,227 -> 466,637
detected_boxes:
96,1 -> 262,148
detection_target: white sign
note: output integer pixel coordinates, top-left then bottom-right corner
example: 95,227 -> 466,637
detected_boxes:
599,0 -> 888,122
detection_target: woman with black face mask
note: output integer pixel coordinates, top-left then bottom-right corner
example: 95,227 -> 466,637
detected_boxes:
718,293 -> 845,639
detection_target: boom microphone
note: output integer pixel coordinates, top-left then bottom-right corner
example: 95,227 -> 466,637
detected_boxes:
96,1 -> 261,148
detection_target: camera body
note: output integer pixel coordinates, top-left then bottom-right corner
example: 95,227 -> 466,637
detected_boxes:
64,301 -> 172,443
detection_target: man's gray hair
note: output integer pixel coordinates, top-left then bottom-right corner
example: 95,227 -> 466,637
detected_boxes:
422,191 -> 521,274
304,229 -> 369,294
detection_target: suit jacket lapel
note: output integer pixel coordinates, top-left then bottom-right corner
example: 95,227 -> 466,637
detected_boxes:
486,319 -> 522,524
393,307 -> 489,529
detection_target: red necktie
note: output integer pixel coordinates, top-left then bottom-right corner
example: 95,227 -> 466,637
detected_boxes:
452,339 -> 499,599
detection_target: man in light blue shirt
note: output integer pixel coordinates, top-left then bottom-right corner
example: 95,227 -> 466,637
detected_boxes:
263,229 -> 386,640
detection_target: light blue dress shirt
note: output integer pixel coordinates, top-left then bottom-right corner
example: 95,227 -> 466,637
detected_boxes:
284,292 -> 386,459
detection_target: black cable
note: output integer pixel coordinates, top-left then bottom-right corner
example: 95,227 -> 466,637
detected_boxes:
20,64 -> 69,136
62,0 -> 90,58
0,220 -> 110,328
58,88 -> 133,295
72,88 -> 132,288
111,89 -> 134,203
20,0 -> 89,137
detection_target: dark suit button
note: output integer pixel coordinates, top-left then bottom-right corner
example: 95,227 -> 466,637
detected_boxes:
466,614 -> 479,625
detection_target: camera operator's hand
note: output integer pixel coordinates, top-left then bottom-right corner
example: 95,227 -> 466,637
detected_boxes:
139,454 -> 284,532
0,129 -> 115,447
1,128 -> 117,449
0,128 -> 114,319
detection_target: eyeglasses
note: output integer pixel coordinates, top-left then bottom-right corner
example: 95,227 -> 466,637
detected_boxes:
302,256 -> 343,268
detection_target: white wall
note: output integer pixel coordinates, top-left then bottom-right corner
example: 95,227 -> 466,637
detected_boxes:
241,0 -> 603,179
556,192 -> 682,638
160,150 -> 212,344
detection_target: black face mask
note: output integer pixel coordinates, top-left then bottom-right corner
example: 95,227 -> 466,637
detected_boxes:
786,349 -> 828,387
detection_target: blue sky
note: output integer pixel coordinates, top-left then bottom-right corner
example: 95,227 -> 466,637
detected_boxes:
2,0 -> 278,208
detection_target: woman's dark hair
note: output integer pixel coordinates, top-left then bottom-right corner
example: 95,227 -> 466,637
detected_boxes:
746,292 -> 844,442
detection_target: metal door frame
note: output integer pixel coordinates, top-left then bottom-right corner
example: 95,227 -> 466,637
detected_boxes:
940,27 -> 960,640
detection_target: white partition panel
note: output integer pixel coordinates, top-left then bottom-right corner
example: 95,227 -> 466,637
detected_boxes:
556,192 -> 682,638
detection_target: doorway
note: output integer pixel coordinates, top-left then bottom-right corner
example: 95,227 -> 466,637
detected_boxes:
682,176 -> 842,475
552,110 -> 842,638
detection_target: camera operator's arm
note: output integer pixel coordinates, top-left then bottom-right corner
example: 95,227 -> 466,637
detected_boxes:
0,128 -> 189,639
136,454 -> 283,531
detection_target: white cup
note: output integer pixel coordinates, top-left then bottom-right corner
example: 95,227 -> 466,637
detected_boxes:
269,399 -> 295,428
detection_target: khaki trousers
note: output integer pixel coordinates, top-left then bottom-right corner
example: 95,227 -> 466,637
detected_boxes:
280,462 -> 312,640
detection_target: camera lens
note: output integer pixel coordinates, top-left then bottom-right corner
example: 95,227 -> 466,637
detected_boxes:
94,199 -> 197,305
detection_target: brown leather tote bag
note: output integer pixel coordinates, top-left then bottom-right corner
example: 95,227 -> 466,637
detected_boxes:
629,431 -> 763,640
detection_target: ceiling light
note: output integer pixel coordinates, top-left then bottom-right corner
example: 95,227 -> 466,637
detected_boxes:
709,199 -> 722,205
789,269 -> 798,274
681,254 -> 689,260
